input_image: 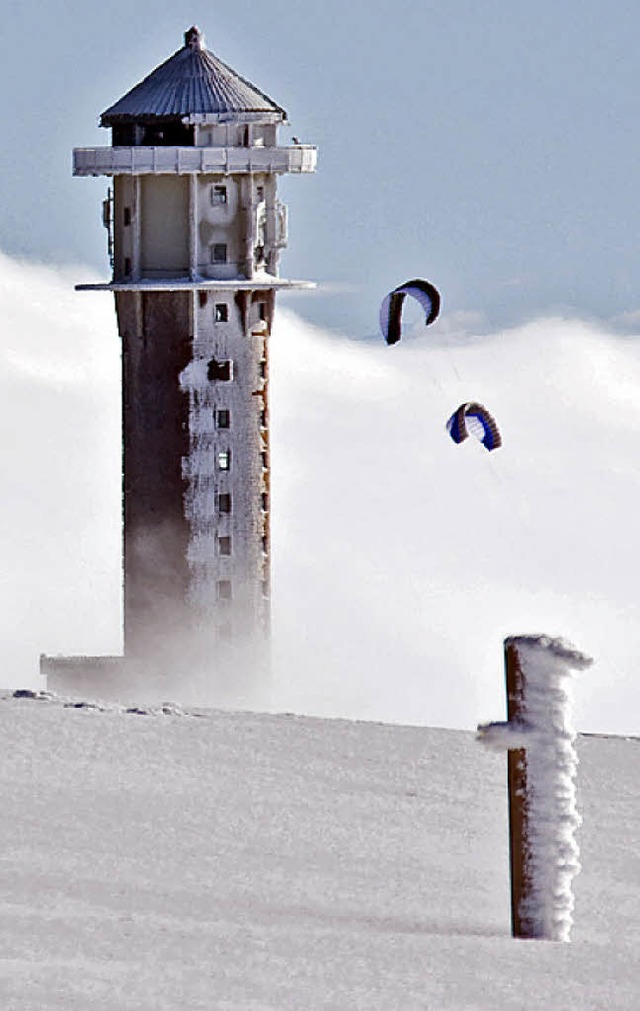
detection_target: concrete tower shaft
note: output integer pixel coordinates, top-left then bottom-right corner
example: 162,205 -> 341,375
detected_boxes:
42,28 -> 315,700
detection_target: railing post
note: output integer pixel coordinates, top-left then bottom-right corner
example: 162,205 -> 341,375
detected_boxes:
478,635 -> 592,941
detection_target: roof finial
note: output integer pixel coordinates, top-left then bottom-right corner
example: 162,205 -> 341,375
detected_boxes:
184,26 -> 204,51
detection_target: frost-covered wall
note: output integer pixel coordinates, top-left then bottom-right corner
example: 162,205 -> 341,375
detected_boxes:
179,291 -> 270,637
478,635 -> 592,942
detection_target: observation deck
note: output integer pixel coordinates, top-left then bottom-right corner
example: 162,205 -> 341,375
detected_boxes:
73,144 -> 317,178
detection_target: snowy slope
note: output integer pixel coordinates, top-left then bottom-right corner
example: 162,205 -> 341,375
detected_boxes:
0,695 -> 638,1009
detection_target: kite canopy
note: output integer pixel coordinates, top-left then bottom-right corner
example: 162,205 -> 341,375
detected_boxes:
379,279 -> 441,345
446,402 -> 502,451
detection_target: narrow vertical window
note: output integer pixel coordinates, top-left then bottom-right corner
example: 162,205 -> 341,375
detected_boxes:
214,303 -> 229,323
216,409 -> 230,429
259,360 -> 267,379
217,493 -> 232,514
261,452 -> 268,470
218,536 -> 232,556
256,185 -> 265,202
124,257 -> 131,276
218,450 -> 231,471
258,302 -> 268,321
259,409 -> 267,427
261,492 -> 269,512
212,185 -> 227,205
211,243 -> 227,264
123,206 -> 131,227
198,291 -> 208,308
261,535 -> 268,554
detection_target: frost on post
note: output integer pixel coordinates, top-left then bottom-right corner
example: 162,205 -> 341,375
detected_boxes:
478,635 -> 592,942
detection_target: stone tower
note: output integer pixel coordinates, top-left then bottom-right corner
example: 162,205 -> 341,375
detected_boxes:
42,27 -> 316,701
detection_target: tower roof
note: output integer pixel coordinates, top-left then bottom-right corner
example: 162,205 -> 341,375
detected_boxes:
101,27 -> 287,126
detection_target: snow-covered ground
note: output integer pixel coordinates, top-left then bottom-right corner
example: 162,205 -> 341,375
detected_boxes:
1,693 -> 638,1009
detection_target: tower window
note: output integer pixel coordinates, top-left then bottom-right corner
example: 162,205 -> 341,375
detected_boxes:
259,409 -> 267,427
212,185 -> 227,205
259,360 -> 267,379
214,303 -> 229,323
211,243 -> 227,264
261,535 -> 268,554
218,536 -> 232,556
217,493 -> 232,514
198,291 -> 208,308
258,302 -> 268,321
207,358 -> 233,382
217,579 -> 233,601
261,452 -> 268,470
123,207 -> 131,227
216,409 -> 230,429
261,492 -> 269,512
124,257 -> 131,277
256,185 -> 265,202
218,450 -> 231,471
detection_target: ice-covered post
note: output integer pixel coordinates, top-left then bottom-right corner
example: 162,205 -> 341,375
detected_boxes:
477,635 -> 592,941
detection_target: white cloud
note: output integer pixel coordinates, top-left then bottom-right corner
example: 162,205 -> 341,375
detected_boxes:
2,253 -> 640,735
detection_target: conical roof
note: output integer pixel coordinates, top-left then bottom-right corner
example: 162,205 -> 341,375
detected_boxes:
101,27 -> 286,125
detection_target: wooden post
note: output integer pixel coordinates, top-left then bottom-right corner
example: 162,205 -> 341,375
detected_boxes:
504,638 -> 535,938
478,634 -> 592,942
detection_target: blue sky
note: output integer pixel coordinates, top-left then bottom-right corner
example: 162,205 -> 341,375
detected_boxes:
2,0 -> 640,332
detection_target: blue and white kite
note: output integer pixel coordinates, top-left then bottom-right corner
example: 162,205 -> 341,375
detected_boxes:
446,402 -> 502,451
379,279 -> 441,345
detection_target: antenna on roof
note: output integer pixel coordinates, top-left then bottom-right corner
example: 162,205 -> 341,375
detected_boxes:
184,26 -> 204,51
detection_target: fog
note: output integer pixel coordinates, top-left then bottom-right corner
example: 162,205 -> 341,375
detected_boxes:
2,253 -> 640,734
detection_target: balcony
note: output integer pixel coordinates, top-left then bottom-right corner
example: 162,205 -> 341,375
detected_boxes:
73,145 -> 317,177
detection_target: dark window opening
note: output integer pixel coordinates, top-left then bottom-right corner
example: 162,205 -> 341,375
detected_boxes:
218,536 -> 232,556
217,579 -> 233,601
211,243 -> 227,264
124,257 -> 131,277
261,535 -> 268,554
140,121 -> 194,146
198,291 -> 208,308
123,206 -> 131,227
260,410 -> 267,427
258,302 -> 268,321
218,450 -> 231,471
212,185 -> 227,205
214,303 -> 229,323
259,360 -> 267,379
217,493 -> 232,514
261,492 -> 269,512
243,126 -> 250,147
207,358 -> 232,382
261,452 -> 268,470
256,185 -> 265,202
216,409 -> 230,429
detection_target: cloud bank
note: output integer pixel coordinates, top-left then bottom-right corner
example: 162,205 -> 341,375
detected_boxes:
2,252 -> 640,734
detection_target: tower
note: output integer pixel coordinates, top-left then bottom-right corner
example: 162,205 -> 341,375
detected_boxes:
42,27 -> 316,701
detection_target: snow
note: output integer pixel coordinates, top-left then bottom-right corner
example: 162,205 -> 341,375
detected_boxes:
1,694 -> 639,1009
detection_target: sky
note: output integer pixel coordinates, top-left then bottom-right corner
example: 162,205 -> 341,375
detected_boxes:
2,1 -> 640,331
2,2 -> 640,734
